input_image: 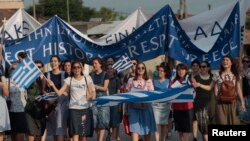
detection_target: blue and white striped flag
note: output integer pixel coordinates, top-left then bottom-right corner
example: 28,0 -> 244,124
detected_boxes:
35,92 -> 58,102
92,85 -> 194,107
10,57 -> 41,89
112,55 -> 132,73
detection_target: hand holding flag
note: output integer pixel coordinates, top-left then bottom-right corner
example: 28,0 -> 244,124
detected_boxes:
10,57 -> 42,89
112,55 -> 132,73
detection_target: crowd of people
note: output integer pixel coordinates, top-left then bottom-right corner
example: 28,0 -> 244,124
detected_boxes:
0,52 -> 250,141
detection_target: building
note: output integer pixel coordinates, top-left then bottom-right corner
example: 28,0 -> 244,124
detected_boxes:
0,0 -> 24,23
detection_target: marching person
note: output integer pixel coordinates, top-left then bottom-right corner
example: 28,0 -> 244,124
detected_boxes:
0,74 -> 10,141
168,63 -> 194,141
190,59 -> 200,141
152,63 -> 171,141
193,61 -> 213,141
240,56 -> 250,124
106,64 -> 122,141
42,55 -> 69,141
47,61 -> 95,141
6,62 -> 28,141
125,62 -> 156,141
91,57 -> 110,141
25,60 -> 46,141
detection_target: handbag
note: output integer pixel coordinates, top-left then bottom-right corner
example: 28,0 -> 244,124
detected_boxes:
123,114 -> 131,136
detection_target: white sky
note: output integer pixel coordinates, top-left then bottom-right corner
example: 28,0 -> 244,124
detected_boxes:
24,0 -> 250,16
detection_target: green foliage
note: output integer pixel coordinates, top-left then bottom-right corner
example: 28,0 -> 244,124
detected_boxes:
246,15 -> 250,29
26,0 -> 122,22
94,7 -> 118,21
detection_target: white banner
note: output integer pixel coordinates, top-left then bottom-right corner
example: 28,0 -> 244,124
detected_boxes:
179,0 -> 246,53
0,8 -> 41,42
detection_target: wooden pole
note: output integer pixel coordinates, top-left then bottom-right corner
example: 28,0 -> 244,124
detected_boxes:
0,17 -> 6,63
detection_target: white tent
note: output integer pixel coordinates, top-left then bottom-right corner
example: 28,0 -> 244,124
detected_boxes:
94,7 -> 150,45
0,8 -> 41,41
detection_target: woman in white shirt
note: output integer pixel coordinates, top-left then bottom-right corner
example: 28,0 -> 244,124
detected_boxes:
47,61 -> 96,141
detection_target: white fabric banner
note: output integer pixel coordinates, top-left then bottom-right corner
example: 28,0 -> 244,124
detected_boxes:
179,0 -> 246,53
0,8 -> 41,41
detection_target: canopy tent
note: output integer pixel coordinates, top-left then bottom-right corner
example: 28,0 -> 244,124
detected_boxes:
94,7 -> 150,45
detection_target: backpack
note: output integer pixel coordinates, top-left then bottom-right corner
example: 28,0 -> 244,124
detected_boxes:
218,74 -> 237,104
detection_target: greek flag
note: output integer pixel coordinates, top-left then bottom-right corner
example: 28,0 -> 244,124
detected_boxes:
10,57 -> 41,88
112,55 -> 132,73
92,85 -> 194,107
35,92 -> 58,102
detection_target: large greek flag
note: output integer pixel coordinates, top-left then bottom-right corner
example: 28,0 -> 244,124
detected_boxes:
93,85 -> 194,107
10,57 -> 41,88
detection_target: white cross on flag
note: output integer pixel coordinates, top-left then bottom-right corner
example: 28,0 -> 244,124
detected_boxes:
10,57 -> 42,88
112,55 -> 132,73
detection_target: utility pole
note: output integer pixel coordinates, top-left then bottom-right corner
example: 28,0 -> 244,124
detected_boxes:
183,0 -> 187,19
33,0 -> 36,19
67,0 -> 70,23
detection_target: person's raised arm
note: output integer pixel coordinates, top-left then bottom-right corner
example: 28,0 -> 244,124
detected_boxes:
46,79 -> 68,96
193,80 -> 215,91
86,82 -> 96,100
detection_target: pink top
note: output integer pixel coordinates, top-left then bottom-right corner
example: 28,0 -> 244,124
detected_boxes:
126,78 -> 154,91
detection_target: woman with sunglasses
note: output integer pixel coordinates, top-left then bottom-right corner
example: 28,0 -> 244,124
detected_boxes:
240,56 -> 250,124
193,61 -> 213,141
47,61 -> 95,141
193,56 -> 246,125
125,62 -> 156,141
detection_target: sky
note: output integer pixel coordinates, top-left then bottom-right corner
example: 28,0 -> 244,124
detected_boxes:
24,0 -> 250,16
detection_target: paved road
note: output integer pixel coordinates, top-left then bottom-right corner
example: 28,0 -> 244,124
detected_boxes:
5,124 -> 202,141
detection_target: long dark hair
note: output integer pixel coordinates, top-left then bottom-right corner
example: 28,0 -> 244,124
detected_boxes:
219,55 -> 239,80
134,62 -> 149,80
174,63 -> 189,80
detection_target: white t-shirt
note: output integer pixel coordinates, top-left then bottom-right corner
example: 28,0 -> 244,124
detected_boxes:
64,75 -> 94,109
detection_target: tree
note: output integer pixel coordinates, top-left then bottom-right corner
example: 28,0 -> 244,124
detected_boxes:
246,15 -> 250,29
26,1 -> 121,22
43,0 -> 83,21
94,7 -> 118,21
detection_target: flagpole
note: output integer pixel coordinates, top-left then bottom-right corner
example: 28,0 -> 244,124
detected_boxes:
0,17 -> 6,64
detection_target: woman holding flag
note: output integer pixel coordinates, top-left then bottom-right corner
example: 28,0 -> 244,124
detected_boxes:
42,55 -> 69,141
5,62 -> 28,141
46,60 -> 95,141
168,63 -> 194,141
125,62 -> 156,141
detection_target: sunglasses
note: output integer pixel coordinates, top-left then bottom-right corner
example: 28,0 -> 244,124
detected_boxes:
137,67 -> 145,70
37,66 -> 42,69
73,66 -> 81,69
200,65 -> 207,68
132,62 -> 137,66
242,60 -> 250,63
